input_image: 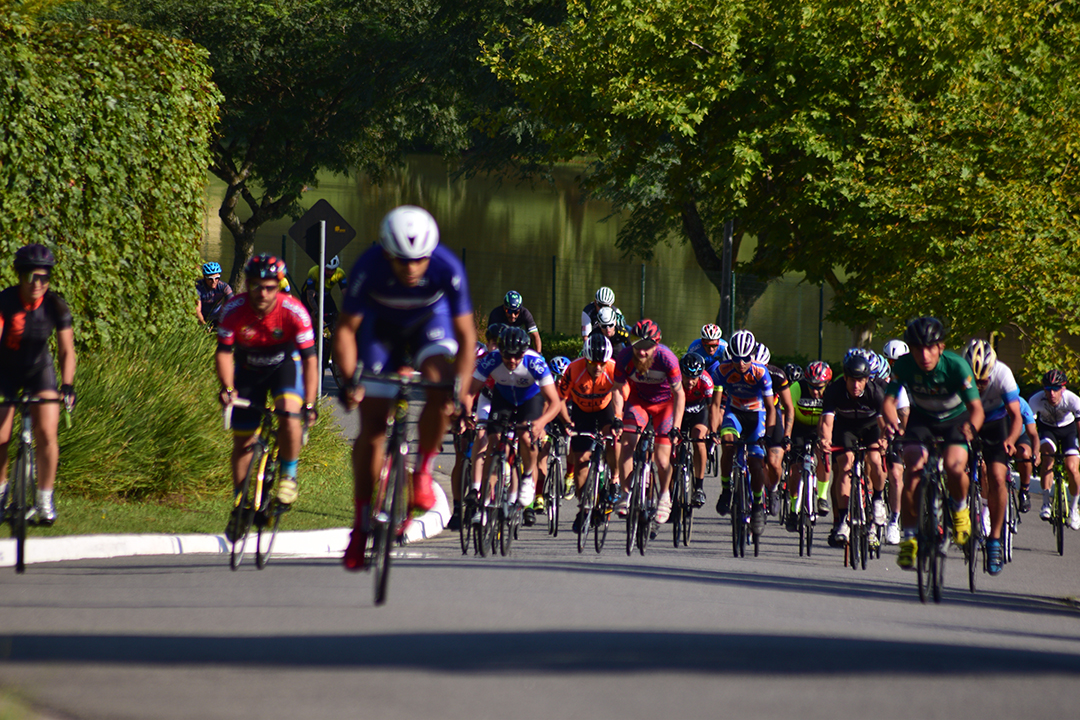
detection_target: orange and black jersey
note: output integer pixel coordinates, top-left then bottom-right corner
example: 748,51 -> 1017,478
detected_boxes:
0,287 -> 72,375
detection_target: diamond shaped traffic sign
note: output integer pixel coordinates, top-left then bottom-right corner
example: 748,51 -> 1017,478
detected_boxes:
287,199 -> 356,262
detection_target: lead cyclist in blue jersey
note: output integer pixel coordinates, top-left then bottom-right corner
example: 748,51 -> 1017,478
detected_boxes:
466,326 -> 563,514
687,323 -> 728,367
333,205 -> 476,571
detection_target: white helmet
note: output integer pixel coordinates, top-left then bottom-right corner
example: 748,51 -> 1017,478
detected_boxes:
379,205 -> 439,259
596,306 -> 617,328
882,339 -> 909,360
751,342 -> 771,365
584,334 -> 613,363
595,286 -> 615,306
326,255 -> 341,270
701,323 -> 723,341
728,329 -> 756,360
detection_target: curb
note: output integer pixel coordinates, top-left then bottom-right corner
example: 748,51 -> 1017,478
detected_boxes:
0,484 -> 449,568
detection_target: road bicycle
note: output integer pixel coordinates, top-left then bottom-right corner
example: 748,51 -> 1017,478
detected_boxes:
474,418 -> 530,558
454,422 -> 477,555
671,432 -> 707,548
727,436 -> 763,558
2,396 -> 64,574
541,424 -> 569,537
224,399 -> 305,571
916,438 -> 954,604
965,439 -> 986,593
571,430 -> 616,554
625,427 -> 659,557
1004,465 -> 1022,563
790,438 -> 818,557
1048,451 -> 1067,557
845,443 -> 876,571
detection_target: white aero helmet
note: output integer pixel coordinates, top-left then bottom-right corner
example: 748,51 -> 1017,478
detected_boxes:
595,286 -> 615,306
882,339 -> 909,360
326,255 -> 341,270
751,342 -> 771,365
728,329 -> 756,360
379,205 -> 439,259
596,305 -> 617,328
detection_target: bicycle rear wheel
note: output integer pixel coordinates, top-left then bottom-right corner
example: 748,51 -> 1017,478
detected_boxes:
548,454 -> 563,537
230,444 -> 264,570
374,447 -> 406,605
1054,475 -> 1065,556
11,443 -> 31,574
595,495 -> 610,554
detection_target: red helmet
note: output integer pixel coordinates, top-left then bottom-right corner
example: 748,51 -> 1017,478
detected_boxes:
631,318 -> 662,344
806,360 -> 833,385
244,253 -> 286,280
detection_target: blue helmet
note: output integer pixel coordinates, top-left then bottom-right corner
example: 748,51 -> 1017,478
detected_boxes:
202,262 -> 222,276
549,356 -> 571,377
504,290 -> 523,311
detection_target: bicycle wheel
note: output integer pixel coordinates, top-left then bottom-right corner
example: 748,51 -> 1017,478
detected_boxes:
639,463 -> 656,556
254,458 -> 280,570
11,442 -> 31,574
672,462 -> 686,548
1005,483 -> 1018,563
489,459 -> 506,557
578,456 -> 600,554
967,485 -> 982,593
230,443 -> 264,570
499,464 -> 514,557
680,475 -> 694,547
1054,474 -> 1065,556
595,488 -> 611,554
459,456 -> 473,555
730,466 -> 744,558
374,445 -> 406,605
548,454 -> 563,537
626,466 -> 641,557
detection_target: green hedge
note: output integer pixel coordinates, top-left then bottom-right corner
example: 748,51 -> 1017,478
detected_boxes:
0,13 -> 219,350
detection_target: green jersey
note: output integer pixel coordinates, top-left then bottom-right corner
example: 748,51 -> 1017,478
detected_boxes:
790,380 -> 824,427
886,350 -> 978,422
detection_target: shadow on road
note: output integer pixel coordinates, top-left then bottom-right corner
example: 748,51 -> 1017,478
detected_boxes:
3,629 -> 1080,674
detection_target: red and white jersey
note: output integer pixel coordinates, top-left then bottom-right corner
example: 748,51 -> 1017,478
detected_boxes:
217,292 -> 315,368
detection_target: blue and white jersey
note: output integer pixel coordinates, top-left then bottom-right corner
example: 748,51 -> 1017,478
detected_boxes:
687,338 -> 728,366
978,360 -> 1020,422
474,349 -> 554,405
1018,397 -> 1036,427
341,244 -> 472,322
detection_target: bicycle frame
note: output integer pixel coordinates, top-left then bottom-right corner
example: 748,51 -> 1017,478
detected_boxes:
3,397 -> 62,574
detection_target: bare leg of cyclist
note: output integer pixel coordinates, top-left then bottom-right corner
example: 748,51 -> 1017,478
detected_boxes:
412,356 -> 456,512
986,461 -> 1008,539
0,404 -> 14,489
30,396 -> 60,494
344,397 -> 392,570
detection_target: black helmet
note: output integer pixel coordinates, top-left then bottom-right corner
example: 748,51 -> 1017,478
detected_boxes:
1043,369 -> 1067,388
783,363 -> 804,384
904,316 -> 945,347
14,243 -> 56,270
843,354 -> 872,379
583,334 -> 613,363
680,352 -> 705,379
485,322 -> 506,342
498,326 -> 529,355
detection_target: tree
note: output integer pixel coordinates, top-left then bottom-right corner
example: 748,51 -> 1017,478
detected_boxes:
0,8 -> 219,349
482,0 -> 1080,375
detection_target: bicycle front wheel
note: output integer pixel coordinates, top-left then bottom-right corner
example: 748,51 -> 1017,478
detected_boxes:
548,454 -> 563,537
230,444 -> 264,570
459,456 -> 473,555
11,443 -> 31,574
626,468 -> 641,557
1054,476 -> 1066,556
374,447 -> 406,605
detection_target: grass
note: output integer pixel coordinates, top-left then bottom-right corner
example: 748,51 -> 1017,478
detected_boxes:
5,325 -> 356,537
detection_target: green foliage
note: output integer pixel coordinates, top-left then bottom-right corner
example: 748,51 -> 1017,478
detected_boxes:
0,11 -> 219,350
58,326 -> 349,501
483,0 -> 1080,379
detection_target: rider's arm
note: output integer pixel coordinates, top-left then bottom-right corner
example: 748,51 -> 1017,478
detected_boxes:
451,312 -> 477,406
215,347 -> 235,395
530,331 -> 542,353
882,393 -> 900,435
1004,398 -> 1023,450
671,378 -> 686,431
818,412 -> 835,449
780,386 -> 795,440
534,382 -> 564,431
708,387 -> 724,433
332,311 -> 363,407
196,295 -> 206,324
763,392 -> 776,430
56,326 -> 76,387
966,397 -> 985,434
301,352 -> 319,408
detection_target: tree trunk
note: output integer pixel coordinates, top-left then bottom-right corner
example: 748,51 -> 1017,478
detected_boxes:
851,319 -> 876,349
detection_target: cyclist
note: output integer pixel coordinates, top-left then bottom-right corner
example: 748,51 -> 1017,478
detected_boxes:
612,319 -> 685,524
195,261 -> 233,327
0,244 -> 76,525
678,352 -> 723,508
333,206 -> 477,571
963,338 -> 1022,574
301,255 -> 347,322
1029,369 -> 1080,527
530,354 -> 572,525
217,254 -> 319,540
687,324 -> 728,367
883,317 -> 984,571
755,343 -> 795,515
589,305 -> 631,357
559,335 -> 626,532
1013,396 -> 1039,514
818,353 -> 887,548
468,326 -> 563,518
882,338 -> 911,544
581,286 -> 626,338
488,290 -> 541,352
784,361 -> 830,532
447,337 -> 492,532
709,329 -> 776,539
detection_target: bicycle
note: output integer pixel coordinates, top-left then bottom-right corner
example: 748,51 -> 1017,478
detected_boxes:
542,424 -> 569,537
1048,451 -> 1067,557
791,438 -> 818,557
224,399 -> 303,571
1004,465 -> 1022,563
671,433 -> 707,548
454,422 -> 477,555
726,436 -> 762,558
625,427 -> 659,557
474,418 -> 530,558
844,443 -> 876,571
965,439 -> 986,592
915,438 -> 954,604
705,434 -> 720,478
359,372 -> 455,604
1,396 -> 64,574
571,430 -> 616,554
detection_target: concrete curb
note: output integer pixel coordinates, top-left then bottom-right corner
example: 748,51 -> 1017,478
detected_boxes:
0,484 -> 449,568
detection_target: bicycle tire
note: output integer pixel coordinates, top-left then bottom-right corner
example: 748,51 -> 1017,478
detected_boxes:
548,454 -> 563,537
967,481 -> 982,593
459,456 -> 472,555
499,462 -> 514,557
490,458 -> 506,557
730,465 -> 743,558
254,458 -> 280,570
672,462 -> 686,548
638,463 -> 655,556
1005,482 -> 1018,563
1054,471 -> 1065,556
595,494 -> 610,554
230,443 -> 264,570
626,466 -> 641,557
374,445 -> 406,606
578,454 -> 600,554
681,486 -> 694,548
12,442 -> 31,574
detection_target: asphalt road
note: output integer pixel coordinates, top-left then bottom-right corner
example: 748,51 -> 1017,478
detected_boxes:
2,488 -> 1080,720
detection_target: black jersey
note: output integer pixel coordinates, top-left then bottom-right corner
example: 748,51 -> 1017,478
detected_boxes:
821,377 -> 885,422
0,287 -> 72,376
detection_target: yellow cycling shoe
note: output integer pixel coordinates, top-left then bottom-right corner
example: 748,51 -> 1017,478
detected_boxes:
897,537 -> 917,570
951,508 -> 971,546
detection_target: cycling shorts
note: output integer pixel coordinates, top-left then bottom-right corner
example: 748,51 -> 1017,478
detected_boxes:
1016,430 -> 1033,449
791,422 -> 817,442
764,412 -> 786,449
830,417 -> 882,458
680,402 -> 709,432
232,354 -> 304,434
489,391 -> 543,431
0,363 -> 58,400
570,403 -> 615,453
623,398 -> 676,445
1036,420 -> 1079,458
720,408 -> 766,458
903,410 -> 969,451
358,309 -> 458,399
978,416 -> 1011,466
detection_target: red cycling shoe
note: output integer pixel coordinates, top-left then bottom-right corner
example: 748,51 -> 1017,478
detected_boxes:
410,469 -> 437,512
342,528 -> 368,572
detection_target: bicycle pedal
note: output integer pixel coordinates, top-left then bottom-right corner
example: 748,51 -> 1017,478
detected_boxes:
374,511 -> 390,524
